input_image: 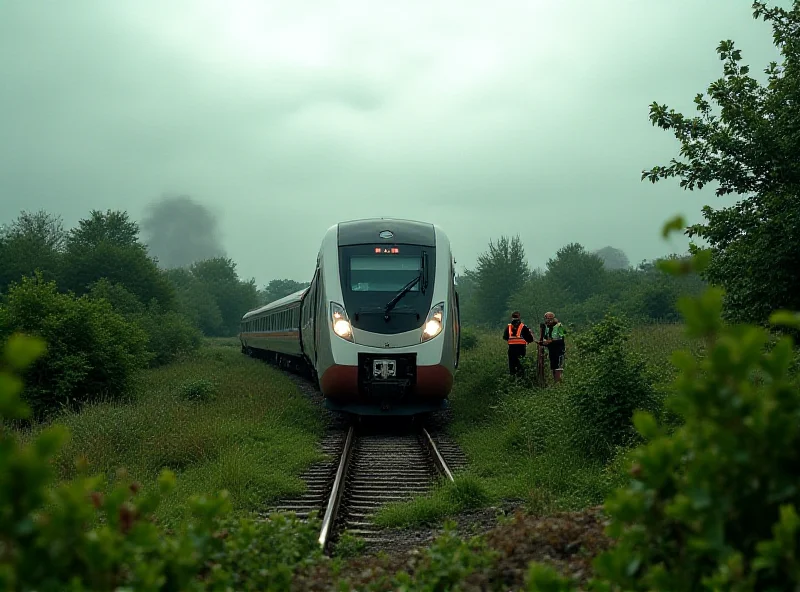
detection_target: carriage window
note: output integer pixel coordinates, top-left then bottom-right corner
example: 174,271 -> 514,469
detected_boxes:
350,257 -> 421,292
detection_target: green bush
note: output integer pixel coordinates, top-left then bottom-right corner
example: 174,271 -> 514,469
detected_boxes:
134,309 -> 203,367
179,378 -> 218,402
566,314 -> 656,463
390,522 -> 497,590
585,285 -> 800,590
204,513 -> 323,590
89,279 -> 202,367
460,326 -> 479,351
0,273 -> 150,418
87,277 -> 146,316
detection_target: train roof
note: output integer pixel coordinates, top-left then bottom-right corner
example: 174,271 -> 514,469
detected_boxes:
241,287 -> 308,320
336,218 -> 437,247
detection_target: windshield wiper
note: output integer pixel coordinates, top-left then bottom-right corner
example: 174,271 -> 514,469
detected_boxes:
420,250 -> 428,293
384,275 -> 420,320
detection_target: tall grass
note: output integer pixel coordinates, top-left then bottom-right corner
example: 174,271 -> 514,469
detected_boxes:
15,340 -> 324,525
442,322 -> 690,515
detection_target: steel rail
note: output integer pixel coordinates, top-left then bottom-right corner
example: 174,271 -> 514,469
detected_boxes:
318,425 -> 355,550
421,427 -> 455,483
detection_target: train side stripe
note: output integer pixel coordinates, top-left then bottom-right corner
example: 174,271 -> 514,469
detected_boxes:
240,331 -> 299,338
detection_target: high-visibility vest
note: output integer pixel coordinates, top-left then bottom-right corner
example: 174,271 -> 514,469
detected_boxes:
507,323 -> 527,345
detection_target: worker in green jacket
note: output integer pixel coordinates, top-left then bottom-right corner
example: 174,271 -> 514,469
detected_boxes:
542,311 -> 567,383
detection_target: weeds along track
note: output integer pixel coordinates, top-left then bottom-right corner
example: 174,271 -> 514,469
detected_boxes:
268,427 -> 350,521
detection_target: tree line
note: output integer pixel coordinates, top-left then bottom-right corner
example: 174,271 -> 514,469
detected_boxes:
455,238 -> 706,329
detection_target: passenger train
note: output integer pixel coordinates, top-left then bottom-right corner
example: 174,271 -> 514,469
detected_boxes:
239,218 -> 461,416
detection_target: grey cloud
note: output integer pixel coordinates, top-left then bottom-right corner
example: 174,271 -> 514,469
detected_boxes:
0,0 -> 791,285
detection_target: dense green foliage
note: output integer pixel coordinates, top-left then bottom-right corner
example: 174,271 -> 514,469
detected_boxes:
87,279 -> 203,368
459,326 -> 479,351
188,258 -> 258,336
0,274 -> 150,418
567,315 -> 657,463
643,1 -> 800,326
165,267 -> 227,336
587,251 -> 800,590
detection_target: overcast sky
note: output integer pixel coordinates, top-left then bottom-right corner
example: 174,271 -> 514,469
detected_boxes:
0,1 -> 788,286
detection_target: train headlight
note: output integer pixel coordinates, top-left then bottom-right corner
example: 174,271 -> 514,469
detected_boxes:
331,302 -> 354,342
421,302 -> 444,342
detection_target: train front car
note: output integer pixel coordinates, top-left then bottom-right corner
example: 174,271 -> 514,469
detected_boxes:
310,219 -> 459,416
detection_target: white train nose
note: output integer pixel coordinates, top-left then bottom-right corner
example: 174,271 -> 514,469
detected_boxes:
239,218 -> 459,416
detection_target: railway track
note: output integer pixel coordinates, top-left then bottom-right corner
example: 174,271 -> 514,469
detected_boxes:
268,418 -> 463,553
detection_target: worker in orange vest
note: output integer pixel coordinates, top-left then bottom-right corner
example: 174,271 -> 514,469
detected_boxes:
502,311 -> 535,377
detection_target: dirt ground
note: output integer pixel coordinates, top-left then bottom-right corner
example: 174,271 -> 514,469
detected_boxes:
293,505 -> 612,591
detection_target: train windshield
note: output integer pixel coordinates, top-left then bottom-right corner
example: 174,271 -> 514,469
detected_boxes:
339,245 -> 436,335
350,257 -> 421,292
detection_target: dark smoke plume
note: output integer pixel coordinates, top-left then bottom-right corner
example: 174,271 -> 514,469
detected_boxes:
140,194 -> 226,268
